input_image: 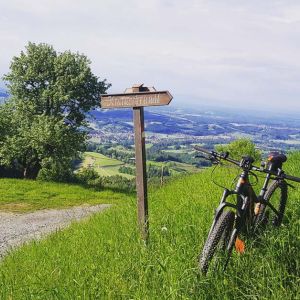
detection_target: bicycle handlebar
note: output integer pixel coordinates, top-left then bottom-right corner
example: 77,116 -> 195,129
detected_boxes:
194,145 -> 300,184
194,146 -> 240,166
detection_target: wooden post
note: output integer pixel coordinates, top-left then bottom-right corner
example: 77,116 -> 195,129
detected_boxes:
133,107 -> 149,241
100,84 -> 172,242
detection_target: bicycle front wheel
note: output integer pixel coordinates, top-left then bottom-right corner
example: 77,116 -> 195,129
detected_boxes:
199,210 -> 235,275
255,180 -> 287,228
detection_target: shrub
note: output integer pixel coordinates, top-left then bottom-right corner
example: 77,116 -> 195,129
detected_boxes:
37,160 -> 75,182
75,168 -> 100,185
89,175 -> 135,193
74,169 -> 136,193
215,138 -> 261,162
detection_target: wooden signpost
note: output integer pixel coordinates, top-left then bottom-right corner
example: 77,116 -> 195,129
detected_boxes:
101,84 -> 173,241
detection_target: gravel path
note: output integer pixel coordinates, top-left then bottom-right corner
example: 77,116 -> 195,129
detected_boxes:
0,204 -> 111,257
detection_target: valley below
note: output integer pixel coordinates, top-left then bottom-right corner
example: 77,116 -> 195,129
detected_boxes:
82,105 -> 300,178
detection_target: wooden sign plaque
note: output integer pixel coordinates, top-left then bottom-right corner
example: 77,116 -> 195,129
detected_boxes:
101,91 -> 172,109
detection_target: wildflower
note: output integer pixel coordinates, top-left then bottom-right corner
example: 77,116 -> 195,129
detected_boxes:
161,226 -> 168,232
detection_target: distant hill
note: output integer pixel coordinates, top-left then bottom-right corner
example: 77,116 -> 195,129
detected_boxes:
88,106 -> 300,152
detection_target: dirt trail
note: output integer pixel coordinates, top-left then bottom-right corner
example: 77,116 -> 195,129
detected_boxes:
0,204 -> 111,257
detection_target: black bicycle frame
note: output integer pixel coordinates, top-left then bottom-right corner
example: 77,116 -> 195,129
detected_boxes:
207,166 -> 282,238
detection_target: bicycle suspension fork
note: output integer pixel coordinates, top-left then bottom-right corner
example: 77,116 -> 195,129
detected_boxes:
207,188 -> 237,237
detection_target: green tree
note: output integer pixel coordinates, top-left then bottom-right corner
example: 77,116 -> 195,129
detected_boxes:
1,42 -> 110,179
215,138 -> 261,162
0,103 -> 14,143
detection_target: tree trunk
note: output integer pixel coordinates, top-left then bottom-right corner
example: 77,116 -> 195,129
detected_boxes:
23,167 -> 28,179
23,162 -> 41,179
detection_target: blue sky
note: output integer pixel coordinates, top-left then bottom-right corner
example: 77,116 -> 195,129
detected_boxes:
1,0 -> 300,112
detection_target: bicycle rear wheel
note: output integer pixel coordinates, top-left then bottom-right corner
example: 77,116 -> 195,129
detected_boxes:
199,210 -> 235,275
255,180 -> 287,228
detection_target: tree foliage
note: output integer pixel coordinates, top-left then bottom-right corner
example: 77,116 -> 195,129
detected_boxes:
76,168 -> 136,193
215,138 -> 261,162
0,42 -> 110,179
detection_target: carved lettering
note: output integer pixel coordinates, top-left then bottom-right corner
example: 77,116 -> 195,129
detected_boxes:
101,92 -> 172,108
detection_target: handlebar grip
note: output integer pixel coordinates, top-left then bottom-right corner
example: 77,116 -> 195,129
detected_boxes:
194,146 -> 212,156
283,173 -> 300,183
194,145 -> 241,166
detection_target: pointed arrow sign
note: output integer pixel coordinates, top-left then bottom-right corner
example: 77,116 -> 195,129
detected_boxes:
100,91 -> 173,108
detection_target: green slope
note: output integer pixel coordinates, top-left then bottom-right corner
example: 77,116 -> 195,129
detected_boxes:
80,152 -> 135,179
0,178 -> 131,212
0,153 -> 299,299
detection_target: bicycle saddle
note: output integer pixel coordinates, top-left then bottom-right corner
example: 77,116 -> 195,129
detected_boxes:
267,152 -> 287,164
267,152 -> 287,171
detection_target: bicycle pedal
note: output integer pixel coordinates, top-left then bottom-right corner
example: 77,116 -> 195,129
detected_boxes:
235,238 -> 245,254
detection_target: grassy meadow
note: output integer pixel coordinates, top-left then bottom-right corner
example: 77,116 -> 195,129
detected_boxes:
79,152 -> 134,179
0,153 -> 299,299
0,178 -> 131,212
79,151 -> 200,179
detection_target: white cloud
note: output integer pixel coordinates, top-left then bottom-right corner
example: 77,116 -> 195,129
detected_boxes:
0,0 -> 300,112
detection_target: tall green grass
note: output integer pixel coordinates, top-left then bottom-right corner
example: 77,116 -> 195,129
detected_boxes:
0,153 -> 299,299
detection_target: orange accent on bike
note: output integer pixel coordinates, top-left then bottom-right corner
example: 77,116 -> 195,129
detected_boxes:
268,156 -> 273,161
254,203 -> 261,215
235,238 -> 245,254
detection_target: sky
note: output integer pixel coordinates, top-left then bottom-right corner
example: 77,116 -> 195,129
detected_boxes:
0,0 -> 300,113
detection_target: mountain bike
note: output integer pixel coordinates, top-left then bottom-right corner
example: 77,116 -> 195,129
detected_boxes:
194,146 -> 300,275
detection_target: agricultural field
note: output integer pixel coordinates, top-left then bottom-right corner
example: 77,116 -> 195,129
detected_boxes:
79,152 -> 135,179
162,148 -> 189,153
147,160 -> 200,175
110,145 -> 134,154
79,150 -> 201,179
1,152 -> 299,299
161,144 -> 191,153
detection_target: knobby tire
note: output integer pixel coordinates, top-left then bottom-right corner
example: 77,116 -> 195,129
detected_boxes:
255,180 -> 287,228
199,210 -> 235,275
